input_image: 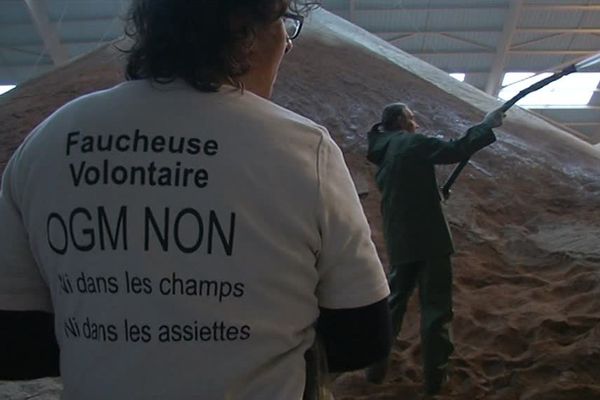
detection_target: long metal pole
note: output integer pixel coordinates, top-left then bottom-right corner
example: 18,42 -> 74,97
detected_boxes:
440,52 -> 600,200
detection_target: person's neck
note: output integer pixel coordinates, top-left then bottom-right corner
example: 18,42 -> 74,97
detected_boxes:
236,73 -> 274,99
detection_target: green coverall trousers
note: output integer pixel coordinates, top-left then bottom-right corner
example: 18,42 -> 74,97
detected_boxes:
389,256 -> 454,394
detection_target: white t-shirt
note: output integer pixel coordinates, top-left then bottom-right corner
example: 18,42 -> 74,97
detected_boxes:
0,80 -> 388,400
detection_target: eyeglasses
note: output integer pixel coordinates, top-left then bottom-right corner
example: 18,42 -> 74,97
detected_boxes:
282,12 -> 304,40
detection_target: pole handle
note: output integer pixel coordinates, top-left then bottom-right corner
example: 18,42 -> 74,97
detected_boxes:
441,158 -> 469,200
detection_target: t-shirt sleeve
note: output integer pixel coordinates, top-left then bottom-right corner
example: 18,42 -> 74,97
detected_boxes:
314,130 -> 389,309
0,146 -> 52,312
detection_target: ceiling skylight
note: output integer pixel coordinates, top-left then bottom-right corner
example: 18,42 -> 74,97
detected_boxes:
499,72 -> 600,107
0,85 -> 16,96
450,73 -> 465,82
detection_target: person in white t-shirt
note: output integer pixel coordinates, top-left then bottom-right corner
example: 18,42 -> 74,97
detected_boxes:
0,1 -> 391,399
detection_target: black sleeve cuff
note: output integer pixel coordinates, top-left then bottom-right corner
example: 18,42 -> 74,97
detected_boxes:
316,298 -> 392,372
0,310 -> 60,380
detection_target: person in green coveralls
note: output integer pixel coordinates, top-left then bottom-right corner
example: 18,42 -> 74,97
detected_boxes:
364,103 -> 504,395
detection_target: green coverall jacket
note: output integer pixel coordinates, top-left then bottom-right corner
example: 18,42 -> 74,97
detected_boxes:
367,122 -> 496,265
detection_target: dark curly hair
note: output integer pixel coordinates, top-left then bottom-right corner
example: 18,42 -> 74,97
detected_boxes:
124,0 -> 319,92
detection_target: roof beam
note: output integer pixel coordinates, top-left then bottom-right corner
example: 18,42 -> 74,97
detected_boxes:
1,61 -> 54,68
408,50 -> 596,56
1,16 -> 121,27
389,6 -> 504,11
0,44 -> 47,57
0,37 -> 122,49
437,33 -> 494,50
326,5 -> 507,11
564,122 -> 600,126
519,28 -> 600,34
348,0 -> 357,23
388,33 -> 418,43
529,105 -> 600,110
524,4 -> 600,11
512,33 -> 565,49
326,4 -> 600,11
23,0 -> 69,66
509,50 -> 595,55
375,28 -> 600,35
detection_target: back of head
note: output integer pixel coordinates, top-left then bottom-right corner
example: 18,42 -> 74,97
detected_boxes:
124,0 -> 315,92
381,102 -> 408,131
